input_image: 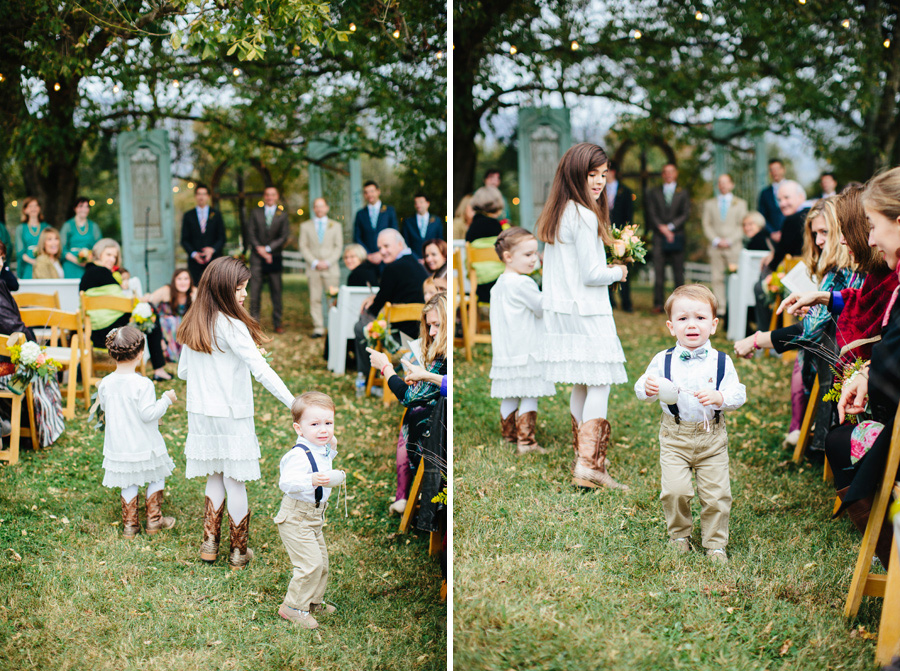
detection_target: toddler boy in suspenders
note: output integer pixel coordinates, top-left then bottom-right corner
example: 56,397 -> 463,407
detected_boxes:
635,286 -> 746,562
275,392 -> 346,629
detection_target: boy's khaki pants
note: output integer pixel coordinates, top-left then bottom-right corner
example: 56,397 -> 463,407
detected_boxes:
659,413 -> 732,550
274,496 -> 329,611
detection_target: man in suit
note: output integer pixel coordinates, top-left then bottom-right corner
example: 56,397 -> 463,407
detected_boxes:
401,193 -> 443,261
181,183 -> 226,286
702,173 -> 748,317
757,159 -> 786,242
353,180 -> 399,265
299,197 -> 343,338
605,161 -> 636,312
820,172 -> 838,200
353,228 -> 427,392
245,186 -> 291,333
646,163 -> 691,312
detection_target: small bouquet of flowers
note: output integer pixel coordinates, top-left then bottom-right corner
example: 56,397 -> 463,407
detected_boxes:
607,224 -> 647,265
365,318 -> 401,354
77,248 -> 93,264
765,264 -> 787,302
230,249 -> 249,265
6,341 -> 61,396
129,302 -> 157,334
822,357 -> 869,425
257,345 -> 274,364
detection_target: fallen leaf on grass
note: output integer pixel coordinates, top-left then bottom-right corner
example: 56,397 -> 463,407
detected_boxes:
7,548 -> 21,561
207,640 -> 223,646
61,517 -> 69,525
779,639 -> 792,656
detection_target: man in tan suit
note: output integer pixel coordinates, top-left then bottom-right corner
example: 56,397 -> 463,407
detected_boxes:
702,173 -> 748,317
299,197 -> 343,338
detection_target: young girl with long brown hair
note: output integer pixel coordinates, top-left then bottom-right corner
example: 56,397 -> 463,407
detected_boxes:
177,257 -> 295,569
535,142 -> 629,490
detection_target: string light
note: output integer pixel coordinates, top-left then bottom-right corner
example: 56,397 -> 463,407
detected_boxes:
112,85 -> 120,93
187,181 -> 195,189
510,45 -> 518,54
297,208 -> 304,216
172,80 -> 180,88
512,197 -> 520,205
89,200 -> 95,206
695,11 -> 704,20
842,19 -> 850,28
349,23 -> 356,32
436,50 -> 443,59
106,198 -> 114,205
53,82 -> 60,91
799,0 -> 806,3
11,200 -> 17,207
0,74 -> 5,83
278,205 -> 284,211
632,30 -> 642,39
232,68 -> 241,76
172,186 -> 179,193
258,200 -> 264,207
392,29 -> 400,38
571,40 -> 580,51
885,39 -> 892,48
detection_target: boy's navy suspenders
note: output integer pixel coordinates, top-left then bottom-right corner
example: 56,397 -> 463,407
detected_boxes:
663,348 -> 726,424
293,443 -> 323,507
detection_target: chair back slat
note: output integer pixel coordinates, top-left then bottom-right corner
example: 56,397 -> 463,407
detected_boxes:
18,308 -> 81,332
385,302 -> 425,325
13,292 -> 60,309
81,293 -> 136,313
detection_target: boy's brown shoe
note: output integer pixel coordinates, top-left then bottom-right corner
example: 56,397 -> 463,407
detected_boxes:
278,605 -> 318,629
310,602 -> 337,615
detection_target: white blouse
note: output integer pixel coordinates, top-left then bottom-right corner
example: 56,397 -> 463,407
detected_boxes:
177,313 -> 294,418
541,201 -> 624,317
97,372 -> 173,462
278,436 -> 346,503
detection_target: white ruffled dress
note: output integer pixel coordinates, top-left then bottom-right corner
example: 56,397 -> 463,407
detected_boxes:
541,201 -> 628,386
178,314 -> 294,482
489,272 -> 556,398
98,373 -> 176,489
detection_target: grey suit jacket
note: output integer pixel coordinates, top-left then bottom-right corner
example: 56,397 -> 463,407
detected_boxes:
645,186 -> 691,237
245,207 -> 291,257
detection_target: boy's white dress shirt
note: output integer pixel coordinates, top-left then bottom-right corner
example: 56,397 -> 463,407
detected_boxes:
635,343 -> 746,423
279,436 -> 346,503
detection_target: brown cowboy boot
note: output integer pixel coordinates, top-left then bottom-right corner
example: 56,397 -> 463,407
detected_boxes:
199,497 -> 225,563
571,418 -> 629,490
570,414 -> 609,469
845,493 -> 893,569
145,490 -> 176,535
500,411 -> 518,444
516,411 -> 547,455
122,496 -> 140,539
227,512 -> 255,570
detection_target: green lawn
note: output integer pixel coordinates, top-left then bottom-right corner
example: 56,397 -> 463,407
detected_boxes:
0,276 -> 445,671
453,287 -> 883,671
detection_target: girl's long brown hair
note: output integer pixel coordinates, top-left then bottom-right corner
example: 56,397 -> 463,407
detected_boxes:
176,257 -> 267,353
535,142 -> 613,246
837,183 -> 888,275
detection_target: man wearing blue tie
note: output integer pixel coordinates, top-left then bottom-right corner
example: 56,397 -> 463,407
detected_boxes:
299,198 -> 343,338
401,193 -> 444,261
702,174 -> 747,317
353,181 -> 399,264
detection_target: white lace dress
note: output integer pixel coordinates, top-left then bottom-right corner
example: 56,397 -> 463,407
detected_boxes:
541,201 -> 628,386
489,272 -> 556,398
178,314 -> 294,482
97,373 -> 176,489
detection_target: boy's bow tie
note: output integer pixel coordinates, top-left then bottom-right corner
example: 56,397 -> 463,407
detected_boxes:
680,349 -> 708,361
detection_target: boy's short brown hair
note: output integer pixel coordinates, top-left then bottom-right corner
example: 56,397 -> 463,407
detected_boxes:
291,391 -> 335,424
664,284 -> 718,319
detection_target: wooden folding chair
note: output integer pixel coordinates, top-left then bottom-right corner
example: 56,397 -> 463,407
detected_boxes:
875,482 -> 900,664
18,308 -> 84,419
453,249 -> 472,362
13,292 -> 61,344
80,292 -> 145,405
0,333 -> 39,465
399,454 -> 443,556
365,302 -> 424,407
844,404 -> 900,619
793,374 -> 820,464
766,256 -> 800,360
465,242 -> 499,346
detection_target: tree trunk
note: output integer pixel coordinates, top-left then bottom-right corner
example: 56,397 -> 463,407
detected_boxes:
21,152 -> 82,229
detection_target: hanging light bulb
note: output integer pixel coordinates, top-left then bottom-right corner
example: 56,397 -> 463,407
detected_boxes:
885,38 -> 892,48
695,11 -> 703,20
232,68 -> 241,77
107,198 -> 114,205
571,40 -> 580,50
258,200 -> 264,207
349,23 -> 356,32
436,50 -> 443,60
633,30 -> 642,39
173,80 -> 180,88
392,29 -> 400,38
173,186 -> 179,193
53,82 -> 61,91
187,181 -> 195,189
298,208 -> 304,216
89,200 -> 95,207
798,0 -> 806,4
0,74 -> 5,83
112,84 -> 120,93
842,19 -> 850,28
510,45 -> 518,54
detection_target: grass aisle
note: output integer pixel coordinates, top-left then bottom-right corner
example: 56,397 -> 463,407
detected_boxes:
453,289 -> 881,671
0,276 -> 445,671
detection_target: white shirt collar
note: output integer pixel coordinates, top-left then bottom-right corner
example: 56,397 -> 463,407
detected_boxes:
369,200 -> 382,212
295,434 -> 336,457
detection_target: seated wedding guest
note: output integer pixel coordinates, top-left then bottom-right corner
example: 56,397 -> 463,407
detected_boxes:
15,197 -> 49,280
453,194 -> 474,240
142,268 -> 196,362
0,243 -> 18,292
352,229 -> 426,396
32,228 -> 66,279
342,244 -> 380,288
742,212 -> 771,251
60,197 -> 102,278
80,238 -> 171,380
465,186 -> 506,303
822,167 -> 900,569
734,198 -> 860,448
423,238 -> 447,276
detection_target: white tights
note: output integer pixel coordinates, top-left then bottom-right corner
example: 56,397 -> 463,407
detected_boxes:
569,384 -> 610,424
205,472 -> 249,522
500,397 -> 539,419
120,479 -> 165,502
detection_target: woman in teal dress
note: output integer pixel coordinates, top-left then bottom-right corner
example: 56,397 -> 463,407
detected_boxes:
15,198 -> 49,279
60,197 -> 102,279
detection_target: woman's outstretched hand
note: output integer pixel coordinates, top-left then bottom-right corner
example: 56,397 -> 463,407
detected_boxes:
837,371 -> 869,424
777,290 -> 829,317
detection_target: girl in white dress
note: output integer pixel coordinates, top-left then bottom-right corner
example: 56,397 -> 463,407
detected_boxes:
535,142 -> 630,490
98,326 -> 177,539
177,257 -> 295,569
489,227 -> 556,454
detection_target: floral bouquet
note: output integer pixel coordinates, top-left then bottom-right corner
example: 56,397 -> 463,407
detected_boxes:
77,248 -> 93,264
765,264 -> 787,302
257,345 -> 274,364
365,317 -> 401,354
822,357 -> 869,425
6,341 -> 61,396
607,224 -> 647,265
129,302 -> 157,334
